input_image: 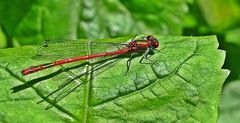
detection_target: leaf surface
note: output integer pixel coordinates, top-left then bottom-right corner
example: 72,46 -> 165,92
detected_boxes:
0,35 -> 229,123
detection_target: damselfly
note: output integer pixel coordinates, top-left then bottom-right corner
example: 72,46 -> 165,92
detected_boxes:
22,35 -> 159,75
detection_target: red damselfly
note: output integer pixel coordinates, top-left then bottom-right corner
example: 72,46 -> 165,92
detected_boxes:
21,35 -> 159,75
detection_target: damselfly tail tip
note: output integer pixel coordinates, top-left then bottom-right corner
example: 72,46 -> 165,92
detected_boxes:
21,69 -> 32,75
21,70 -> 27,75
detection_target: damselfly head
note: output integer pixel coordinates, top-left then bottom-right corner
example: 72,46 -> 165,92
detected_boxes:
147,35 -> 159,48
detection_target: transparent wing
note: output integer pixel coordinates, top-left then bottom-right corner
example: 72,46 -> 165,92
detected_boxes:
36,39 -> 128,60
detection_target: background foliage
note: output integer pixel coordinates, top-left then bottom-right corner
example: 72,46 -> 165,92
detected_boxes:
0,0 -> 239,122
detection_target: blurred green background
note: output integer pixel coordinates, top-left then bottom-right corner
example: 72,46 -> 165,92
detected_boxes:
0,0 -> 240,122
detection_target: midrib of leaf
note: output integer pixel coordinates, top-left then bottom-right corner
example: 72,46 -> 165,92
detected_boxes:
83,64 -> 91,123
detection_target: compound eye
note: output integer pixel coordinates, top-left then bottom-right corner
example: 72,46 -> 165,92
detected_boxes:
151,38 -> 159,48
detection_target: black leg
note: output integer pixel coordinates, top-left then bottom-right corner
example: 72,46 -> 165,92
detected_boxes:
126,59 -> 131,74
139,55 -> 144,64
139,48 -> 150,63
131,34 -> 138,42
126,57 -> 133,74
126,53 -> 137,74
139,48 -> 158,65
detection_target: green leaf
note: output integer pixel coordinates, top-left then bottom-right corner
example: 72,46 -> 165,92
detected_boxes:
196,0 -> 240,30
0,27 -> 7,48
0,0 -> 189,46
219,81 -> 240,123
0,35 -> 229,122
225,28 -> 240,47
0,0 -> 35,36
